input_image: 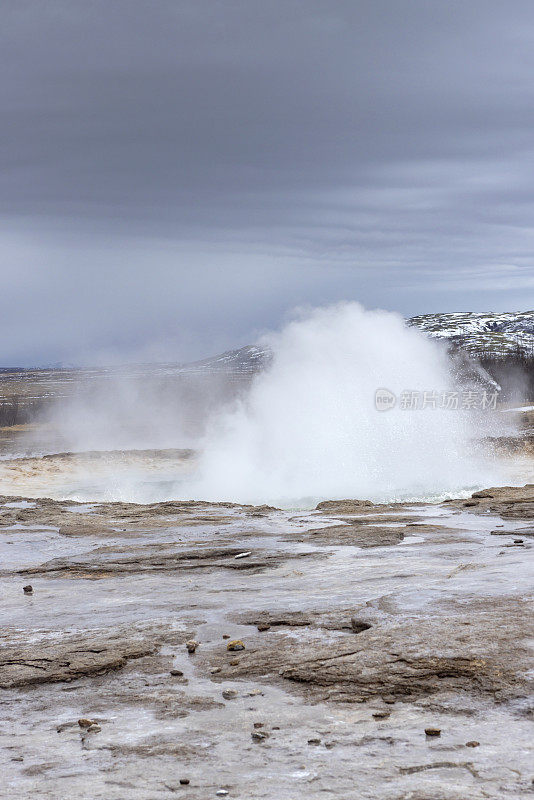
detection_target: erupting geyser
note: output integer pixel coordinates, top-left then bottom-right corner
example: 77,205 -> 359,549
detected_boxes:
177,302 -> 503,507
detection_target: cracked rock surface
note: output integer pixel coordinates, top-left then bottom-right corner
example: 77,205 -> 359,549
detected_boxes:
1,482 -> 533,799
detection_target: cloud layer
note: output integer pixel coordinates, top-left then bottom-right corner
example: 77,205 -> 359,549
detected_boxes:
1,1 -> 534,364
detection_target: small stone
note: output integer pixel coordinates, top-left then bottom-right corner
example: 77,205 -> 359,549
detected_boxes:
324,741 -> 335,749
87,724 -> 101,733
78,718 -> 94,728
186,640 -> 198,653
382,696 -> 396,704
514,539 -> 524,544
170,669 -> 184,676
227,640 -> 245,651
11,756 -> 23,762
222,634 -> 230,639
425,727 -> 441,737
272,726 -> 280,730
222,688 -> 238,700
234,551 -> 251,559
372,711 -> 391,720
210,666 -> 222,674
216,791 -> 229,796
179,778 -> 190,785
466,740 -> 480,747
257,623 -> 271,631
251,731 -> 268,741
23,585 -> 33,594
253,722 -> 264,728
307,738 -> 321,745
229,659 -> 240,666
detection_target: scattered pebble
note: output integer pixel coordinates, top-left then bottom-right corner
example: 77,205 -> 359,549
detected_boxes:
229,659 -> 240,666
251,731 -> 268,741
234,551 -> 251,559
222,688 -> 238,700
307,738 -> 321,745
11,756 -> 24,762
216,790 -> 229,796
514,539 -> 524,544
23,585 -> 33,594
210,666 -> 222,674
466,740 -> 480,747
186,640 -> 199,653
227,640 -> 245,651
253,722 -> 264,728
179,778 -> 190,785
222,634 -> 230,639
170,669 -> 184,676
257,623 -> 271,631
78,718 -> 94,728
425,727 -> 441,737
382,696 -> 396,704
87,724 -> 101,733
372,711 -> 391,720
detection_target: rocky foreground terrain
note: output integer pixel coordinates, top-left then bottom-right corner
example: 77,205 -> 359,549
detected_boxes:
1,478 -> 533,799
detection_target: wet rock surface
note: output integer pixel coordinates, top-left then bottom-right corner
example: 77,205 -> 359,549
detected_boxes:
0,627 -> 161,688
1,485 -> 533,798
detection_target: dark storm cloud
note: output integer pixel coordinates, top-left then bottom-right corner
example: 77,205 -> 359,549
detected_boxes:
1,0 -> 534,364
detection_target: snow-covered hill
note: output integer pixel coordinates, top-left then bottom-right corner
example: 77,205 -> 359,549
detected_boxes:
190,311 -> 534,372
183,344 -> 269,373
408,311 -> 534,357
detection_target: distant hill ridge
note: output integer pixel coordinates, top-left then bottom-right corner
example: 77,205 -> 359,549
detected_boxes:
2,311 -> 533,378
192,310 -> 534,372
408,310 -> 534,357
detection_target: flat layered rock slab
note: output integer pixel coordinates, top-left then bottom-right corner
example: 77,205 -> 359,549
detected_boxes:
286,521 -> 459,547
0,626 -> 172,688
446,485 -> 534,519
15,544 -> 322,578
210,603 -> 534,704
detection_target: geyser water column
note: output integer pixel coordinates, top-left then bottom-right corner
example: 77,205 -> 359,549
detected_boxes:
178,302 -> 501,507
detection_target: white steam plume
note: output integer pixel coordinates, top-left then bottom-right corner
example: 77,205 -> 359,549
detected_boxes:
176,303 -> 503,507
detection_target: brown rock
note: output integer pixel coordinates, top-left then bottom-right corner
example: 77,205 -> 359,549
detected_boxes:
227,639 -> 245,651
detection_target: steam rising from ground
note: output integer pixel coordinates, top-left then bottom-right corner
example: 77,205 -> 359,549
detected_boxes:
7,303 -> 513,506
175,303 -> 503,506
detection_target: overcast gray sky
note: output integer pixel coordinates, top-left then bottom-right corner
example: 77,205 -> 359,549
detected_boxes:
1,0 -> 534,365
